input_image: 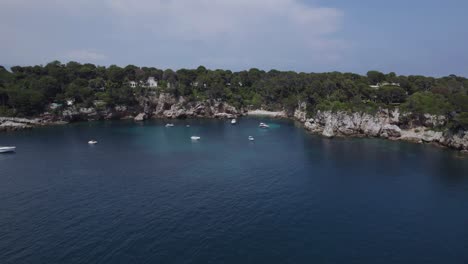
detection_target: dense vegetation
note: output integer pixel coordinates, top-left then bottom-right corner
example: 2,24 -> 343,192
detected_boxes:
1,61 -> 467,129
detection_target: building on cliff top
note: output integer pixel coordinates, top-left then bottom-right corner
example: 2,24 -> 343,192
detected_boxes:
128,77 -> 158,88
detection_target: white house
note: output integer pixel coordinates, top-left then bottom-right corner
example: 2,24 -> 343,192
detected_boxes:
147,77 -> 158,88
66,99 -> 75,106
129,81 -> 137,88
370,82 -> 400,89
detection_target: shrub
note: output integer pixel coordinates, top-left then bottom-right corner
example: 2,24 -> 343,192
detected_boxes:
401,92 -> 452,115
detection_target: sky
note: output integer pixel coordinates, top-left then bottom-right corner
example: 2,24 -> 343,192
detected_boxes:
0,0 -> 467,76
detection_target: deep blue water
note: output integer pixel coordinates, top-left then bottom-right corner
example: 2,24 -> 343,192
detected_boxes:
1,118 -> 468,264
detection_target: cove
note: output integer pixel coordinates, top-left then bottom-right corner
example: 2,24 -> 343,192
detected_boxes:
1,117 -> 468,264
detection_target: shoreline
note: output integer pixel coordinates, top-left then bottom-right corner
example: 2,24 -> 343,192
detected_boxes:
246,110 -> 287,118
1,108 -> 467,154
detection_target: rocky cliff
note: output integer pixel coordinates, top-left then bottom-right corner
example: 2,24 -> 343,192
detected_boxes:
294,105 -> 468,153
0,117 -> 39,131
143,93 -> 243,120
0,93 -> 244,129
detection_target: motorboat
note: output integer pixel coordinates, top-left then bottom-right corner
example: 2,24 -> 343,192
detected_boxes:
0,146 -> 16,153
165,123 -> 174,127
248,136 -> 254,141
231,119 -> 237,125
190,136 -> 201,140
259,122 -> 269,128
186,125 -> 190,127
88,140 -> 98,145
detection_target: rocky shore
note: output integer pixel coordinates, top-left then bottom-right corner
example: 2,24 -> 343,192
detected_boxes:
1,94 -> 467,153
294,104 -> 468,153
0,93 -> 245,130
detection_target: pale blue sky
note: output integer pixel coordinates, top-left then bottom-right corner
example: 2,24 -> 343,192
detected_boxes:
0,0 -> 467,76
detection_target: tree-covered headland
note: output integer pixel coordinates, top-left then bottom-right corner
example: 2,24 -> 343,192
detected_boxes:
0,61 -> 467,129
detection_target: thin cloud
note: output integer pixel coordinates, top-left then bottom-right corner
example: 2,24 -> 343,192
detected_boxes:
105,0 -> 345,68
65,50 -> 107,62
0,0 -> 345,69
107,0 -> 342,37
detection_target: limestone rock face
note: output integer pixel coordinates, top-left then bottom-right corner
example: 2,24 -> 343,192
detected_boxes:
322,124 -> 335,138
294,103 -> 307,123
423,114 -> 446,128
144,93 -> 243,119
381,124 -> 402,138
134,113 -> 147,122
422,130 -> 443,143
304,119 -> 320,132
62,107 -> 80,121
0,120 -> 32,131
61,107 -> 99,121
443,131 -> 468,150
0,117 -> 43,131
360,114 -> 383,137
295,107 -> 468,152
154,93 -> 177,116
389,109 -> 400,124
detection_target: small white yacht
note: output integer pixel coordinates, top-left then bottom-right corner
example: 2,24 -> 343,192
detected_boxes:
88,140 -> 98,145
248,136 -> 254,141
259,122 -> 269,128
186,125 -> 190,127
165,123 -> 174,127
231,119 -> 237,125
0,146 -> 16,153
190,136 -> 201,140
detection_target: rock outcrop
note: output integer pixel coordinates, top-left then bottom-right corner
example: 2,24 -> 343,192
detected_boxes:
1,93 -> 244,131
294,108 -> 468,153
134,113 -> 147,122
0,117 -> 42,131
381,124 -> 402,138
148,93 -> 243,119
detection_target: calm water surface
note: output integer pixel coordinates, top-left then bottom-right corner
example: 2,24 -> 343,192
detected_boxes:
1,118 -> 468,264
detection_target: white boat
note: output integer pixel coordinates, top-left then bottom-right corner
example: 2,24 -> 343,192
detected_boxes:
0,146 -> 16,153
165,123 -> 174,127
88,140 -> 98,145
231,119 -> 237,125
186,125 -> 190,127
248,136 -> 254,141
259,122 -> 270,128
190,136 -> 201,140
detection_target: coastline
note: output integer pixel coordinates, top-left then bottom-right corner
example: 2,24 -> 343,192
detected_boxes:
1,98 -> 467,153
293,108 -> 468,154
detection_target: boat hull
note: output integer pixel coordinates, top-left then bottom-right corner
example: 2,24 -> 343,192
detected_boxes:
0,147 -> 16,153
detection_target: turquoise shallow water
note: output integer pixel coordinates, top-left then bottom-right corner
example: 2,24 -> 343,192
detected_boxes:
1,118 -> 468,264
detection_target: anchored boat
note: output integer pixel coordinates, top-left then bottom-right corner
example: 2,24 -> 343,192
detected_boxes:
259,122 -> 270,128
0,146 -> 16,153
